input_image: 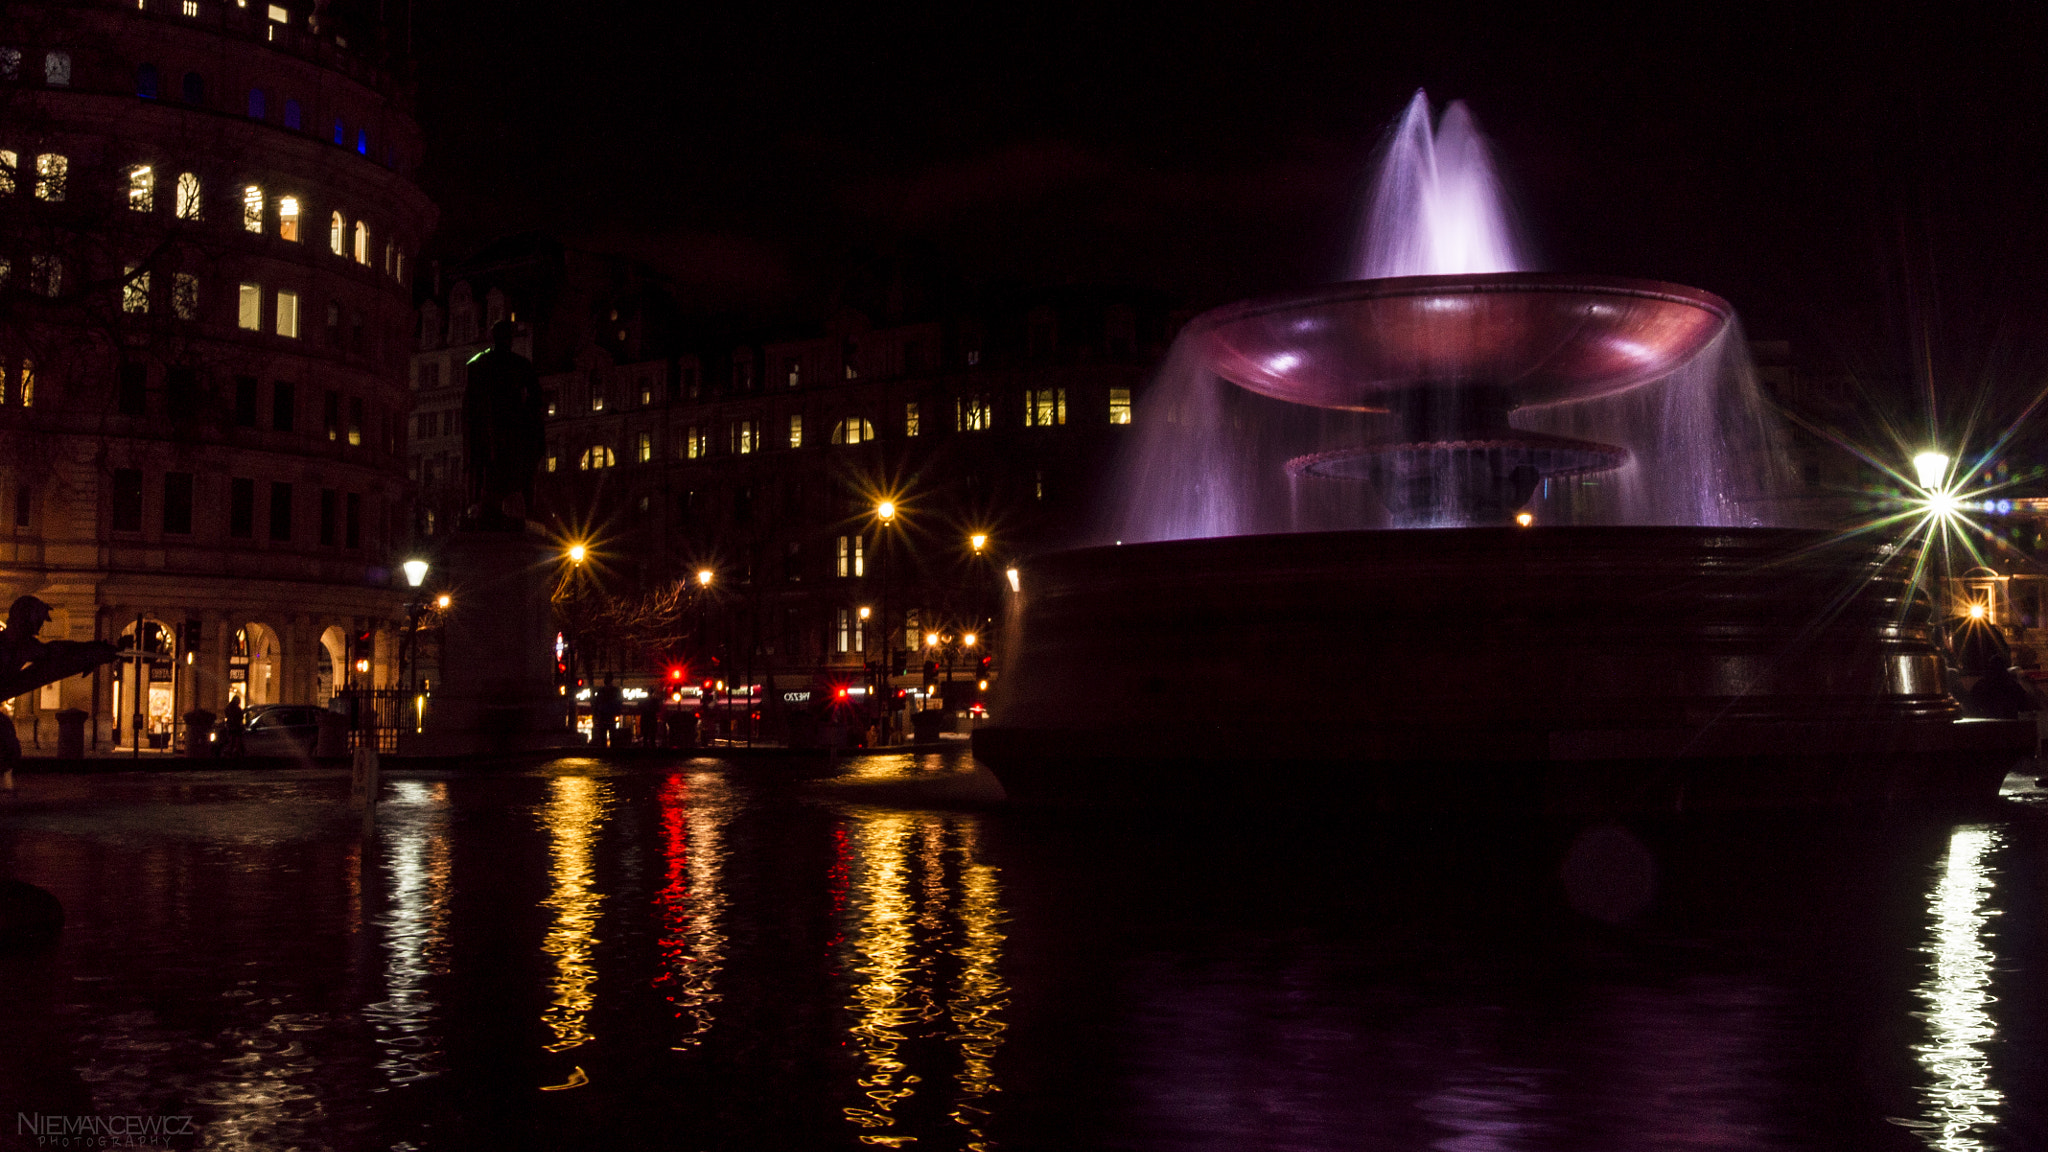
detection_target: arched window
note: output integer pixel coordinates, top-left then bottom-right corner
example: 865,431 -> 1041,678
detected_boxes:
246,88 -> 265,119
352,220 -> 367,264
277,196 -> 299,241
242,185 -> 263,233
283,98 -> 303,130
329,211 -> 344,255
830,417 -> 875,445
136,63 -> 158,98
175,172 -> 202,219
355,129 -> 368,156
181,71 -> 203,104
578,446 -> 615,471
126,165 -> 153,212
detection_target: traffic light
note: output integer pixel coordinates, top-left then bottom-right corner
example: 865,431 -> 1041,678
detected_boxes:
353,628 -> 374,661
977,655 -> 992,677
181,619 -> 202,654
890,652 -> 907,677
922,660 -> 938,686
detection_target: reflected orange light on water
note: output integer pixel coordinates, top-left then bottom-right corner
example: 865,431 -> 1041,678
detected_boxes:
539,775 -> 612,1061
840,811 -> 1009,1149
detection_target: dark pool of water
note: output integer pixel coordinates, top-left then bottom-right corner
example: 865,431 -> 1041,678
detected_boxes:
1,753 -> 2045,1150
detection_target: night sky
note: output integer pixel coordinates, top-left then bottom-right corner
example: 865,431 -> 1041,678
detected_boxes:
413,3 -> 2048,404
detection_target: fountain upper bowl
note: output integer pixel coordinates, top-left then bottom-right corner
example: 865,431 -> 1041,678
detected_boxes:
1190,272 -> 1732,411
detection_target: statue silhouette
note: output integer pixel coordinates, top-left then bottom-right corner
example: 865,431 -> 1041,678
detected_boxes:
0,596 -> 119,771
462,320 -> 547,530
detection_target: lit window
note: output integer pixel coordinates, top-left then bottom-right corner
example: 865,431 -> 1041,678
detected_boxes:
43,51 -> 69,87
33,153 -> 65,201
348,397 -> 362,445
175,172 -> 202,219
172,274 -> 198,319
836,607 -> 852,653
545,453 -> 558,473
956,395 -> 991,431
276,290 -> 299,337
182,0 -> 198,14
243,185 -> 264,233
0,257 -> 9,285
636,431 -> 652,463
28,255 -> 58,297
578,445 -> 615,470
786,360 -> 800,388
267,3 -> 287,20
590,388 -> 604,413
904,402 -> 920,437
684,426 -> 705,459
394,251 -> 404,283
352,220 -> 368,264
837,535 -> 866,578
127,165 -> 153,211
123,266 -> 149,313
788,414 -> 803,448
18,360 -> 33,407
247,88 -> 265,118
277,196 -> 299,241
639,378 -> 653,405
329,211 -> 344,255
732,420 -> 757,455
830,417 -> 874,445
1027,387 -> 1067,426
0,150 -> 14,194
1110,387 -> 1133,424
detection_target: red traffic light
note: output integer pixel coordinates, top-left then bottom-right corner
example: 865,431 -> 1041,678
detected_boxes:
668,668 -> 685,681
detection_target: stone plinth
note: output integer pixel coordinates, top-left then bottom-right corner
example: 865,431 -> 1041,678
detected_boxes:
410,529 -> 574,758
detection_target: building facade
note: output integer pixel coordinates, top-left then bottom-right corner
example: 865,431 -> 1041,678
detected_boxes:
530,293 -> 1167,722
0,0 -> 434,748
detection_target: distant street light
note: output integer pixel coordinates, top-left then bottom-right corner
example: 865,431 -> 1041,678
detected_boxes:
962,633 -> 977,647
970,533 -> 988,553
926,632 -> 940,648
696,568 -> 714,587
402,558 -> 430,588
876,501 -> 896,523
435,594 -> 452,610
858,606 -> 871,620
567,543 -> 587,565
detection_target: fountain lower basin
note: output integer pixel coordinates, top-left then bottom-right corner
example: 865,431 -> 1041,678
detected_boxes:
972,528 -> 2033,811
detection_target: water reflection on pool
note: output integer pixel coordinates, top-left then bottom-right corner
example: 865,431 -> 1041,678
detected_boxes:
0,758 -> 2042,1150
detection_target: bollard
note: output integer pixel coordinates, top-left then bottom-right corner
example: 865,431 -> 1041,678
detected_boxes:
350,745 -> 380,834
54,709 -> 87,760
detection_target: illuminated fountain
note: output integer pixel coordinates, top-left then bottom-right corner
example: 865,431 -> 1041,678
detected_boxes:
974,93 -> 2034,810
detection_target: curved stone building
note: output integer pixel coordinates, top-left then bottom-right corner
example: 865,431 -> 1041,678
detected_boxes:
0,0 -> 433,749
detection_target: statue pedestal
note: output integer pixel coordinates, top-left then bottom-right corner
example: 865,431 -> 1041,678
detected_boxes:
409,529 -> 576,758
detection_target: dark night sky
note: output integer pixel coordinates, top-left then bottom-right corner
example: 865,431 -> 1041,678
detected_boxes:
411,2 -> 2048,395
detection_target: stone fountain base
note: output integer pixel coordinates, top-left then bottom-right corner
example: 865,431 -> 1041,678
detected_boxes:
971,528 -> 2035,812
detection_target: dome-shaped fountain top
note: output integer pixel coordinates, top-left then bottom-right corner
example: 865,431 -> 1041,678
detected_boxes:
1190,271 -> 1732,412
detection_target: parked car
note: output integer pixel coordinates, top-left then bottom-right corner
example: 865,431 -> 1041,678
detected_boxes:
239,704 -> 322,756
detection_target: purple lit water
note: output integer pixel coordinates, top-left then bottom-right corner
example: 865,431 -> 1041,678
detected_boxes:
1108,92 -> 1792,540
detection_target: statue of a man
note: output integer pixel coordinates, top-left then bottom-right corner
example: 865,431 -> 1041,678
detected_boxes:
462,320 -> 547,530
0,596 -> 118,773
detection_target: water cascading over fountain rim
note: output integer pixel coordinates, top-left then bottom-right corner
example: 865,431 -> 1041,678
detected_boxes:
1188,271 -> 1734,412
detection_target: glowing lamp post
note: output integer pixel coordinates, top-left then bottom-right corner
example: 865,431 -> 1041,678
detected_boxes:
566,543 -> 587,565
1913,451 -> 1952,493
398,559 -> 432,746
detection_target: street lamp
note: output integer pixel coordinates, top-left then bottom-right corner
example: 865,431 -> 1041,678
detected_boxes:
970,533 -> 987,553
1914,451 -> 1952,492
397,559 -> 431,748
697,567 -> 714,588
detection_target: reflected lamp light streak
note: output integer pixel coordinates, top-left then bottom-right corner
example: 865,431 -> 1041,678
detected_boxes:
538,775 -> 611,1058
1903,824 -> 2004,1151
363,780 -> 453,1084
